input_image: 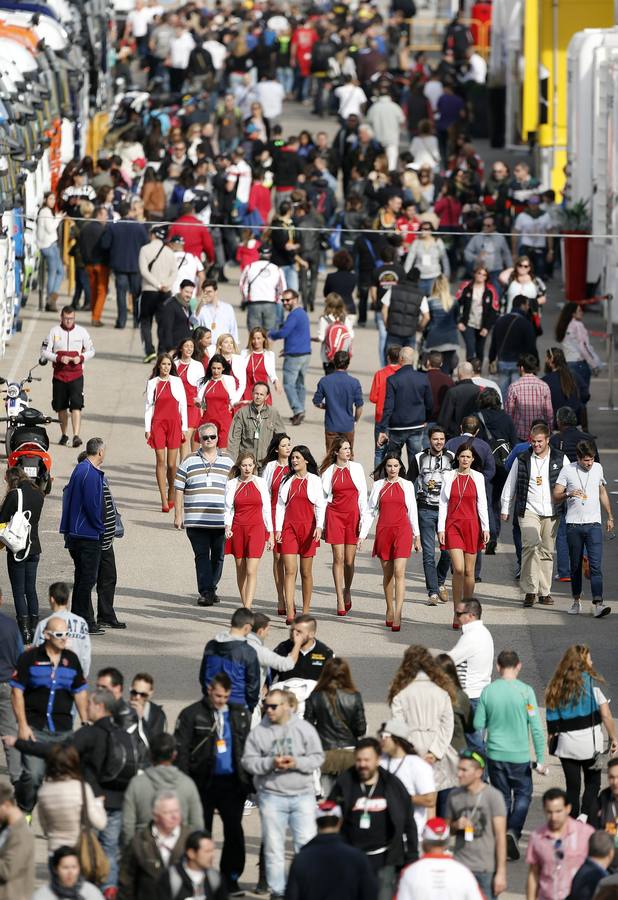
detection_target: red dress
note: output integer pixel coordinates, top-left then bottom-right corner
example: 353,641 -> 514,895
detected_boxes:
280,477 -> 319,558
176,361 -> 201,429
325,466 -> 360,545
270,463 -> 286,552
148,380 -> 183,450
242,352 -> 273,404
373,481 -> 413,561
444,473 -> 483,553
225,480 -> 268,558
200,379 -> 233,447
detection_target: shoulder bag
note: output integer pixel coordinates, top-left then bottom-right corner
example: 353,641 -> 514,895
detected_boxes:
477,412 -> 511,470
77,779 -> 110,885
589,680 -> 607,772
0,488 -> 32,561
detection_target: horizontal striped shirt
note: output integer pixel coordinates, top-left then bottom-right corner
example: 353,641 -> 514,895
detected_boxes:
175,451 -> 233,528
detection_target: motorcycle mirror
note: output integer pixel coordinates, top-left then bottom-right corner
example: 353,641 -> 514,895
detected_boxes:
38,357 -> 48,366
0,377 -> 4,384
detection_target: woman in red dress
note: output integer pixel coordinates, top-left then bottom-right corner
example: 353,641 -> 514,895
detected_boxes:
145,354 -> 188,512
191,326 -> 213,371
262,432 -> 292,615
224,452 -> 273,608
275,445 -> 326,623
195,354 -> 239,451
358,454 -> 420,631
173,337 -> 204,457
438,443 -> 490,628
240,327 -> 282,404
320,438 -> 368,616
207,333 -> 247,401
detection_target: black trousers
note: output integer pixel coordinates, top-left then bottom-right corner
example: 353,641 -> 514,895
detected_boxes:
140,290 -> 168,356
67,537 -> 102,627
560,756 -> 601,820
201,775 -> 247,880
186,527 -> 225,596
97,545 -> 117,622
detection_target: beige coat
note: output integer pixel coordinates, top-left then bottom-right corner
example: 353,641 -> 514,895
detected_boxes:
0,815 -> 34,900
38,778 -> 108,852
391,672 -> 458,791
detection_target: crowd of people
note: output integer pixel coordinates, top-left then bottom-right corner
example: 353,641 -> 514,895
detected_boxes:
7,0 -> 616,898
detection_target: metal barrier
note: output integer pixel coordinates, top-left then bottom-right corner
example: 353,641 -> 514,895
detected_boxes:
408,17 -> 490,60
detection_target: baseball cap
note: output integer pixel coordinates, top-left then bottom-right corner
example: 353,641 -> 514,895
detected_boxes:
380,719 -> 410,741
315,801 -> 342,821
423,817 -> 450,841
151,225 -> 167,239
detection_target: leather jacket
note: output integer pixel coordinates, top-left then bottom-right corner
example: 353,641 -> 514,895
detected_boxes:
174,697 -> 252,789
304,689 -> 366,750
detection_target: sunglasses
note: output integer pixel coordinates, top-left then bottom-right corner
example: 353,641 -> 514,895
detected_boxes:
554,838 -> 564,861
200,434 -> 217,441
130,689 -> 150,699
265,703 -> 282,710
460,749 -> 486,768
517,263 -> 530,269
47,631 -> 68,639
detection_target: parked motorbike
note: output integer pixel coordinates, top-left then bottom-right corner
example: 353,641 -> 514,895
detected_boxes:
1,407 -> 58,494
0,364 -> 43,455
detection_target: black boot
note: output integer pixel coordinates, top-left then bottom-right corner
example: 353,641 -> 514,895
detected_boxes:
28,615 -> 39,640
17,616 -> 31,645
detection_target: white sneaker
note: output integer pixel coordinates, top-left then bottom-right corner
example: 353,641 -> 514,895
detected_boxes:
243,800 -> 256,816
593,602 -> 611,618
427,594 -> 439,606
568,600 -> 582,615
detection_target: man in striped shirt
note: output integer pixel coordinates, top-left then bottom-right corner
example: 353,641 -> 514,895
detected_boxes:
174,422 -> 233,606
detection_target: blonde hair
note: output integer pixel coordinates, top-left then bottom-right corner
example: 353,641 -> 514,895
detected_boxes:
430,274 -> 453,312
215,333 -> 239,355
324,292 -> 346,321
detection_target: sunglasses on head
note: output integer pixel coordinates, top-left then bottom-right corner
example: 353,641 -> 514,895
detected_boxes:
460,749 -> 486,768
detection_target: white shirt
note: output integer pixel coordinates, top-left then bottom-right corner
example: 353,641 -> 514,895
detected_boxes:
172,251 -> 204,296
126,7 -> 150,37
462,52 -> 487,84
397,854 -> 484,900
423,79 -> 444,112
557,686 -> 608,760
380,754 -> 435,835
203,39 -> 227,70
472,376 -> 503,402
239,260 -> 287,304
169,30 -> 195,69
501,452 -> 569,518
449,619 -> 494,700
256,80 -> 285,119
334,83 -> 367,118
557,461 -> 605,525
226,159 -> 252,204
196,301 -> 238,343
152,825 -> 181,867
513,211 -> 552,249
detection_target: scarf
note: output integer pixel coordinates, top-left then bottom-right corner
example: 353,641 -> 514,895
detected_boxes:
49,873 -> 86,899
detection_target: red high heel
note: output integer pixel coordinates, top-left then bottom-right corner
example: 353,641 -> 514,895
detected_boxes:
277,606 -> 286,617
337,609 -> 347,617
343,589 -> 352,611
161,503 -> 170,513
385,620 -> 393,628
168,499 -> 175,510
452,618 -> 461,630
391,624 -> 401,632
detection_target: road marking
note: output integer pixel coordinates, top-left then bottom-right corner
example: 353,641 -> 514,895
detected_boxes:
6,313 -> 40,382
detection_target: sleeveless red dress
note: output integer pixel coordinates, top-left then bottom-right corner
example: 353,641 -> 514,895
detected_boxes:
270,463 -> 286,553
176,361 -> 201,429
243,352 -> 273,404
149,380 -> 182,450
373,481 -> 413,561
225,480 -> 268,558
325,466 -> 360,545
444,473 -> 483,553
280,477 -> 319,558
200,378 -> 233,447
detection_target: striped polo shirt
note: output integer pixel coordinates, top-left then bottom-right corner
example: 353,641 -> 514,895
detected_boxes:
175,451 -> 233,528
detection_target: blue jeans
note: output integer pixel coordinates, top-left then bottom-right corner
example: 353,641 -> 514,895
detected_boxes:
40,243 -> 64,297
282,354 -> 310,415
6,553 -> 40,618
186,527 -> 226,596
418,277 -> 435,296
472,870 -> 496,900
276,66 -> 294,96
72,267 -> 91,309
114,271 -> 141,328
17,727 -> 71,812
99,808 -> 122,889
466,697 -> 486,759
375,313 -> 387,366
418,506 -> 450,595
567,522 -> 603,600
486,759 -> 533,839
386,428 -> 424,470
259,791 -> 317,895
568,359 -> 592,392
497,361 -> 519,394
247,302 -> 279,332
555,513 -> 570,579
374,423 -> 387,470
463,327 -> 486,362
282,265 -> 298,292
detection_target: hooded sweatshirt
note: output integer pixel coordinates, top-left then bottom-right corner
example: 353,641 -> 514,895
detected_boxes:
121,764 -> 204,845
200,631 -> 261,711
241,713 -> 324,796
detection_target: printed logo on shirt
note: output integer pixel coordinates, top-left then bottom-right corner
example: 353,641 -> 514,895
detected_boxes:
352,798 -> 388,813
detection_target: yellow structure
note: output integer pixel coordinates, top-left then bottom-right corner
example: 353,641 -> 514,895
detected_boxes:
522,0 -> 614,192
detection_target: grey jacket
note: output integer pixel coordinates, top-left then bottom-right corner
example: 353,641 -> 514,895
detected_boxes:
226,403 -> 285,467
241,714 -> 324,796
463,232 -> 512,272
246,631 -> 296,692
121,764 -> 204,845
0,816 -> 34,900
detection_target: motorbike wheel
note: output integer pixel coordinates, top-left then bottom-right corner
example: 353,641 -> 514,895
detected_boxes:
4,426 -> 13,459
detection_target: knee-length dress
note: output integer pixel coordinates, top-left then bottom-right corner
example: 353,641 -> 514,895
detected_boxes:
242,351 -> 273,404
373,481 -> 413,560
149,380 -> 183,450
325,466 -> 360,545
176,361 -> 201,429
225,480 -> 268,558
200,378 -> 233,447
444,473 -> 483,554
268,463 -> 287,553
280,477 -> 319,558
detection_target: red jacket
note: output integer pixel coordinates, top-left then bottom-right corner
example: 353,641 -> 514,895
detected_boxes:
369,363 -> 400,423
168,215 -> 215,263
248,183 -> 272,224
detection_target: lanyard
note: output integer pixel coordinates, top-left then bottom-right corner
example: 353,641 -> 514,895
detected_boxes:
361,779 -> 378,811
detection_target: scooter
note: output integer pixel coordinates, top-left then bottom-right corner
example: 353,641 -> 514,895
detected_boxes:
0,365 -> 43,456
2,407 -> 58,494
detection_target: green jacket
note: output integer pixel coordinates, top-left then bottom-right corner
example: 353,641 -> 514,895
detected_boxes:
473,677 -> 545,765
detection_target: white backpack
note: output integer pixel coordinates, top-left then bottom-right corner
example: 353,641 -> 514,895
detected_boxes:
0,488 -> 32,561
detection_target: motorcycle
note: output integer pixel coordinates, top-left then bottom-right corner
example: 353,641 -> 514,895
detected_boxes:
2,407 -> 58,494
0,365 -> 43,457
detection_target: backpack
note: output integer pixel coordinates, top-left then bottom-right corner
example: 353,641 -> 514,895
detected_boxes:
477,412 -> 512,470
100,725 -> 140,788
0,488 -> 31,561
325,320 -> 352,361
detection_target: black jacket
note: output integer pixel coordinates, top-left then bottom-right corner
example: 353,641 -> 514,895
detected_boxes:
159,296 -> 192,352
285,833 -> 378,900
304,689 -> 366,750
594,787 -> 618,872
380,365 -> 433,430
174,697 -> 252,790
566,858 -> 609,900
488,310 -> 537,364
438,379 -> 481,439
156,863 -> 228,900
329,767 -> 419,868
270,217 -> 297,267
476,409 -> 518,449
385,282 -> 424,339
119,823 -> 192,900
79,220 -> 109,266
549,427 -> 598,463
0,481 -> 44,557
272,146 -> 304,189
457,282 -> 500,331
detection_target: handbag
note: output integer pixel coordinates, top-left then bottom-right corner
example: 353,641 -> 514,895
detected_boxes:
590,681 -> 607,771
0,489 -> 31,561
548,706 -> 561,756
477,412 -> 512,470
77,779 -> 109,885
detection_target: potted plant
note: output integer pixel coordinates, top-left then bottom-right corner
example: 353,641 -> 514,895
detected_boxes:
560,200 -> 591,302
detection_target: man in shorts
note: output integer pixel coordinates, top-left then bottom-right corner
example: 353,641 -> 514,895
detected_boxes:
42,306 -> 95,447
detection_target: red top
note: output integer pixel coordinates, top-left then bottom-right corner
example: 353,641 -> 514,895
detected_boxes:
248,182 -> 272,223
236,240 -> 261,271
369,364 -> 401,424
168,215 -> 215,263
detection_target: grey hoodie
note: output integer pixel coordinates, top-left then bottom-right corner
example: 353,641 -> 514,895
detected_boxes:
241,714 -> 324,796
246,631 -> 295,691
121,764 -> 204,845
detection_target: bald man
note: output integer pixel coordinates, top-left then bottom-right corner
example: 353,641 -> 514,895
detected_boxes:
378,347 -> 434,467
438,361 -> 482,439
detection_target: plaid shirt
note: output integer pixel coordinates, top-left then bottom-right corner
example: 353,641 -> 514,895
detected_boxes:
505,375 -> 553,440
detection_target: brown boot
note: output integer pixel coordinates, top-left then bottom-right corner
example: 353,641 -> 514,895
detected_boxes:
45,291 -> 59,312
523,593 -> 535,607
